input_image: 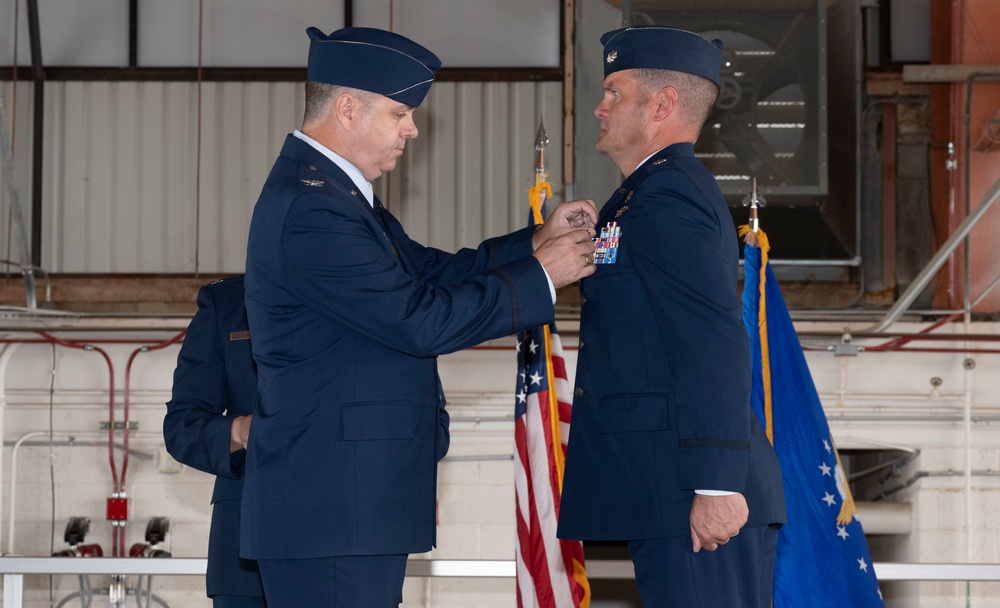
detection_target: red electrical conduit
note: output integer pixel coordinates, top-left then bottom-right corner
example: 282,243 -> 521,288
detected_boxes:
797,313 -> 1000,354
33,331 -> 120,493
0,331 -> 186,555
121,333 -> 186,494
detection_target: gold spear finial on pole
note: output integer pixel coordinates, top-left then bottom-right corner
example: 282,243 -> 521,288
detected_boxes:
741,177 -> 767,233
534,119 -> 549,180
529,119 -> 552,226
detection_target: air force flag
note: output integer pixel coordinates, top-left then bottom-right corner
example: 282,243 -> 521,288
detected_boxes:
741,227 -> 884,607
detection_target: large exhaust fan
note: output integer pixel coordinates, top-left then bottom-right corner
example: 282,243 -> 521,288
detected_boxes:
628,0 -> 828,198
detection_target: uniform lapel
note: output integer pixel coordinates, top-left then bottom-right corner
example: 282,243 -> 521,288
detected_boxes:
374,196 -> 419,277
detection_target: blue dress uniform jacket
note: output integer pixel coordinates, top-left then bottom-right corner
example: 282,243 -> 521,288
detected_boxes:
241,134 -> 554,559
163,275 -> 264,598
558,143 -> 785,541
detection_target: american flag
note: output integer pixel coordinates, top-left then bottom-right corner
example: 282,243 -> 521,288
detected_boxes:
514,321 -> 590,607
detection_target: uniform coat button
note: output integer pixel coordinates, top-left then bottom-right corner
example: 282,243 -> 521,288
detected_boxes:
574,387 -> 584,397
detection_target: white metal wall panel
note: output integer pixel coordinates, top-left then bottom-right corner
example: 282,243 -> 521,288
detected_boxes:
28,79 -> 561,273
42,80 -> 302,273
383,81 -> 564,252
47,81 -> 197,272
0,80 -> 35,272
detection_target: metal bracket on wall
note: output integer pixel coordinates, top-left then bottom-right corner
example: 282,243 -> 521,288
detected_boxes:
99,422 -> 139,431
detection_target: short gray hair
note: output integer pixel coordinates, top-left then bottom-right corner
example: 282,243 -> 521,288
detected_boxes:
303,81 -> 380,126
633,68 -> 718,128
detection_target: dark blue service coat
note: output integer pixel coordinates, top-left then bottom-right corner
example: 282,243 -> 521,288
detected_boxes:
558,143 -> 786,541
163,275 -> 264,598
241,134 -> 553,559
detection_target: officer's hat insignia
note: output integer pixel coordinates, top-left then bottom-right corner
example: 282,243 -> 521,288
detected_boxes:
606,50 -> 618,64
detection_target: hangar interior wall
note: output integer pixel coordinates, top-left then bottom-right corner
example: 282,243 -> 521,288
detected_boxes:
0,321 -> 999,606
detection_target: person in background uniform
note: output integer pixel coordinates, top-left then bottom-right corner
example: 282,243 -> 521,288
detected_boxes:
163,275 -> 266,608
241,26 -> 598,607
557,25 -> 787,607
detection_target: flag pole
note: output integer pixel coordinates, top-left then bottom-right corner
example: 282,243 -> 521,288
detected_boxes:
742,177 -> 766,234
529,120 -> 552,226
515,118 -> 591,607
740,179 -> 773,442
527,119 -> 566,484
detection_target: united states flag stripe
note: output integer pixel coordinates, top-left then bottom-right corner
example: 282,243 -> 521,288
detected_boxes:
515,322 -> 590,607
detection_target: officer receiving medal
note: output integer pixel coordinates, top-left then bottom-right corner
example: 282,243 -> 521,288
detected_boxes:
557,25 -> 786,608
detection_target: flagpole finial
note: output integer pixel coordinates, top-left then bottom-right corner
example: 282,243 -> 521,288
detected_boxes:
741,178 -> 767,233
533,119 -> 549,188
535,119 -> 549,152
529,119 -> 552,226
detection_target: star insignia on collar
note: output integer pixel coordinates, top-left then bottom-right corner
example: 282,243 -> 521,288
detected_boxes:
606,50 -> 618,64
301,179 -> 324,187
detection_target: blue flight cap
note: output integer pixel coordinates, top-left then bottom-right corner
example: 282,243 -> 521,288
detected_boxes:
600,25 -> 723,88
306,26 -> 442,107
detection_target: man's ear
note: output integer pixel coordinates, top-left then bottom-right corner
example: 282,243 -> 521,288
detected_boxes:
653,85 -> 679,122
333,92 -> 358,129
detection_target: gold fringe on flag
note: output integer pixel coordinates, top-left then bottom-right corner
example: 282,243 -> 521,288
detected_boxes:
738,225 -> 773,445
739,225 -> 860,526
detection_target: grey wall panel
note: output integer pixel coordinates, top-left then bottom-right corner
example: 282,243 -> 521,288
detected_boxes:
31,80 -> 560,273
383,81 -> 564,252
0,80 -> 35,273
43,80 -> 302,273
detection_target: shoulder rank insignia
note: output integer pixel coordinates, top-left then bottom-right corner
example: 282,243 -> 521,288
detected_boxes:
301,179 -> 324,187
651,159 -> 667,166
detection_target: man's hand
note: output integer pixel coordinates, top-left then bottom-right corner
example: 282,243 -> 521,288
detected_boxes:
689,493 -> 748,552
532,199 -> 599,250
533,228 -> 597,289
230,415 -> 252,453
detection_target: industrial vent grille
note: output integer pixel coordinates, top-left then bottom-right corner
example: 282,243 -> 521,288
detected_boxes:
628,0 -> 828,197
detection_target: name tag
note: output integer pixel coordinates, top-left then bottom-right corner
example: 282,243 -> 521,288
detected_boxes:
230,330 -> 251,341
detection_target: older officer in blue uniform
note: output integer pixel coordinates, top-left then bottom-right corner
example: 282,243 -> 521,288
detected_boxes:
557,26 -> 787,607
164,275 -> 265,608
242,26 -> 597,607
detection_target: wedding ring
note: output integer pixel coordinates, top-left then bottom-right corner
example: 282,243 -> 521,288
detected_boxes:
583,253 -> 594,266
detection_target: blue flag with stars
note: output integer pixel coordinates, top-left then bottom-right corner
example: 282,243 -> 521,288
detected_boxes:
741,227 -> 884,607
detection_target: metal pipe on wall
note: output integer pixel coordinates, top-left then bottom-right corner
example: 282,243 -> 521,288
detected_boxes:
0,342 -> 21,552
5,431 -> 163,556
0,96 -> 37,308
860,173 -> 1000,333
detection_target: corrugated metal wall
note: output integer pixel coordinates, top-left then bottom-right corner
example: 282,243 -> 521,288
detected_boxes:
0,79 -> 561,274
0,80 -> 34,274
